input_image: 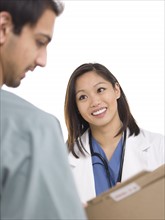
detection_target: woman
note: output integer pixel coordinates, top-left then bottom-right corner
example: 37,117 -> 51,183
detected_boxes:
64,63 -> 164,204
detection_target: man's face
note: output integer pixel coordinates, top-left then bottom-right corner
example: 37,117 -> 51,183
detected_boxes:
1,9 -> 56,87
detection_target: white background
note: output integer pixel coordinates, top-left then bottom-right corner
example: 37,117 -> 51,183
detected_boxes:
3,0 -> 164,140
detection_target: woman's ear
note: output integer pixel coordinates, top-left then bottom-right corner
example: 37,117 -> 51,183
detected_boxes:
0,12 -> 13,45
115,82 -> 121,99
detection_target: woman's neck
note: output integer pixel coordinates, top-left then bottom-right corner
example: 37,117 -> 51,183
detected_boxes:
90,121 -> 123,160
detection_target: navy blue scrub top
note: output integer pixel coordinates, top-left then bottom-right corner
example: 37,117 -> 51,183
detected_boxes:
91,136 -> 123,196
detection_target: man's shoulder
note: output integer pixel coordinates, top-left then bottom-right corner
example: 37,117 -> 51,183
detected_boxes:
1,89 -> 40,110
1,89 -> 59,125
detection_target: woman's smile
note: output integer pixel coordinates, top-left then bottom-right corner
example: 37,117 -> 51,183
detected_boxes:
91,107 -> 107,116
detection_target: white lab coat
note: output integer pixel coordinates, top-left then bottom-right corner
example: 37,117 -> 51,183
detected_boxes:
68,128 -> 164,203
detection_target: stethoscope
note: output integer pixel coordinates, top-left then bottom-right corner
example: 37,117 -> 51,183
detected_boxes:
89,129 -> 127,188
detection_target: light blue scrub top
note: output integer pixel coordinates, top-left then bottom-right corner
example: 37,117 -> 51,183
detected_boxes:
91,137 -> 123,196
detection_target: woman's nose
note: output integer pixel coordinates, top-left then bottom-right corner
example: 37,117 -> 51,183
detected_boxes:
90,96 -> 101,108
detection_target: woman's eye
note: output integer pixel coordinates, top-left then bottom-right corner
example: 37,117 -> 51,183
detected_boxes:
79,95 -> 87,100
98,87 -> 106,93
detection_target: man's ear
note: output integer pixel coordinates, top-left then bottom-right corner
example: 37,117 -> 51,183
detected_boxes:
0,12 -> 13,45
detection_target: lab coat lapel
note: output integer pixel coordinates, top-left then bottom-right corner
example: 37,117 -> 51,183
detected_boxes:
122,129 -> 149,181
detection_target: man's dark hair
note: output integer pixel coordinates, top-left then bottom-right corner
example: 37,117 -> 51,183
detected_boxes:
0,0 -> 64,34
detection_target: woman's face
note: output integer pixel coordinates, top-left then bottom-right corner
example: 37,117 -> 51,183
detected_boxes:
75,71 -> 121,130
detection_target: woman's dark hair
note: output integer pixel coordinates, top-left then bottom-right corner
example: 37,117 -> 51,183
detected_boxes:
64,63 -> 140,158
0,0 -> 64,34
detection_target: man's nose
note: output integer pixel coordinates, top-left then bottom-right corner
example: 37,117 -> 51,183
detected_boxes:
36,49 -> 47,67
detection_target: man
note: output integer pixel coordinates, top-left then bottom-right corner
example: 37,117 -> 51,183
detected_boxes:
0,1 -> 87,219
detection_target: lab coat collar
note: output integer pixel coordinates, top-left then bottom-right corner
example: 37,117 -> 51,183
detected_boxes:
69,128 -> 151,167
68,129 -> 90,167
